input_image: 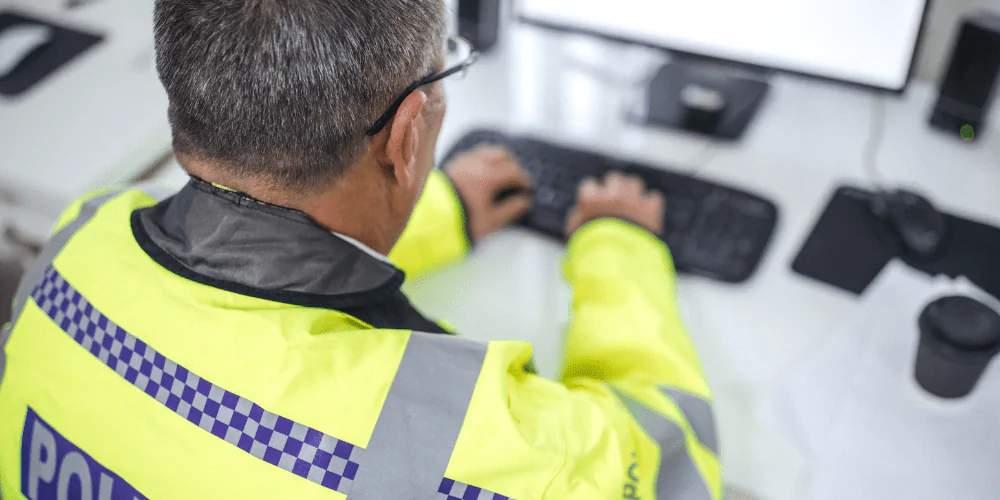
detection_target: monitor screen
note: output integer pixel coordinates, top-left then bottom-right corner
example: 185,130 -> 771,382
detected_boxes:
518,0 -> 929,91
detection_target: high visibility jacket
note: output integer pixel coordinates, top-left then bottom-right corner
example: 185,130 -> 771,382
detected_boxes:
0,169 -> 721,499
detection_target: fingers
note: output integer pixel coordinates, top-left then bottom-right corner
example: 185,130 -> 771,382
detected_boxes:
475,145 -> 522,173
490,159 -> 533,190
578,177 -> 600,199
470,145 -> 532,190
649,190 -> 666,209
474,144 -> 516,162
605,171 -> 645,196
580,172 -> 649,197
566,171 -> 666,238
493,193 -> 533,225
565,207 -> 584,237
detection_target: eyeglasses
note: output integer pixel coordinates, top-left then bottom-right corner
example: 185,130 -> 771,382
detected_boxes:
365,35 -> 479,136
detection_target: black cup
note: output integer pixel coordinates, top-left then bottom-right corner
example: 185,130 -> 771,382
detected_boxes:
914,295 -> 1000,399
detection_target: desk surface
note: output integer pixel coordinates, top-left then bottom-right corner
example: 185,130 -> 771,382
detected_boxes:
12,11 -> 1000,498
395,28 -> 1000,500
0,0 -> 169,241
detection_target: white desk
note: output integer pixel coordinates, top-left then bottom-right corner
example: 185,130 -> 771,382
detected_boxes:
398,28 -> 1000,500
0,0 -> 169,243
20,13 -> 1000,499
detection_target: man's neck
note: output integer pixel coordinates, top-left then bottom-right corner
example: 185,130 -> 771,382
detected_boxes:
180,157 -> 396,255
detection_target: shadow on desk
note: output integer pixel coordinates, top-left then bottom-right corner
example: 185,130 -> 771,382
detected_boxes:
0,257 -> 22,324
726,486 -> 762,500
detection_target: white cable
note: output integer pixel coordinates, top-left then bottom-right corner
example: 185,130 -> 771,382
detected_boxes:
863,93 -> 887,190
679,83 -> 768,178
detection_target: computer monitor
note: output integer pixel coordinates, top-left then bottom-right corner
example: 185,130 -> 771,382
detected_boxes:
518,0 -> 930,91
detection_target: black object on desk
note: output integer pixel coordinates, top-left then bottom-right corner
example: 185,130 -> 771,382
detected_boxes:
0,11 -> 103,97
442,129 -> 780,283
870,188 -> 949,259
457,0 -> 501,54
928,12 -> 1000,140
914,295 -> 1000,399
792,186 -> 1000,298
628,63 -> 770,140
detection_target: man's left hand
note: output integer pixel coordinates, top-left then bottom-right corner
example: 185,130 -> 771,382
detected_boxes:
444,145 -> 534,242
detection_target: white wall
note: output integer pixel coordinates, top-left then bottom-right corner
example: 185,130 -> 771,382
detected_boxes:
912,0 -> 1000,82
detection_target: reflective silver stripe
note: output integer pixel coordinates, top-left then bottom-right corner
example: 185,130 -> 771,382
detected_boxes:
662,388 -> 718,455
349,332 -> 487,499
8,192 -> 119,326
0,188 -> 117,500
0,184 -> 172,385
0,182 -> 490,498
614,389 -> 712,500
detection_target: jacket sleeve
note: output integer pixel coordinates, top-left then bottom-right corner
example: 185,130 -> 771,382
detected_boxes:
535,218 -> 721,499
388,169 -> 471,278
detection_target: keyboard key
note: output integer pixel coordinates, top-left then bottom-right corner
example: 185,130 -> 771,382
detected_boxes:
536,186 -> 557,207
668,199 -> 697,228
528,210 -> 565,235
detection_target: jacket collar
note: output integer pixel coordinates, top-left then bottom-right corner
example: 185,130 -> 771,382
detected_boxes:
132,177 -> 406,308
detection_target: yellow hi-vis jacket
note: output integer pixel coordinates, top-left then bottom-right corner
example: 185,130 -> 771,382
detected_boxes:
0,169 -> 721,499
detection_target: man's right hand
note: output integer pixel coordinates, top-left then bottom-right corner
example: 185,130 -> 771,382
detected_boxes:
565,172 -> 665,238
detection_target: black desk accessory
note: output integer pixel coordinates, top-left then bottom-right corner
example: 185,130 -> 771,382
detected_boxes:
457,0 -> 500,54
792,185 -> 1000,298
628,62 -> 770,140
929,12 -> 1000,140
915,295 -> 1000,399
0,10 -> 103,97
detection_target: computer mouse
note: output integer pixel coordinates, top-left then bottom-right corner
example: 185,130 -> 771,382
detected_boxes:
871,188 -> 948,258
0,24 -> 54,80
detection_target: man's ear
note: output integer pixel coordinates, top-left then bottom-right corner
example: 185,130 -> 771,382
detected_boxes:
384,90 -> 428,189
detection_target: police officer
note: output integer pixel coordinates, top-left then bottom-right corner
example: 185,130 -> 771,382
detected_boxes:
0,1 -> 720,498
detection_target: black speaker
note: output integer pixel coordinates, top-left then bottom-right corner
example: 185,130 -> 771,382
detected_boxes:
457,0 -> 500,53
929,12 -> 1000,140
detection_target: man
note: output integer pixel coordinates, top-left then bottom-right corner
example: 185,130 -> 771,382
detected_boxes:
0,0 -> 720,498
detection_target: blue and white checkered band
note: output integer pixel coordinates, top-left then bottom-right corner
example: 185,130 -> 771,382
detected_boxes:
31,266 -> 360,494
437,478 -> 511,500
31,265 -> 513,499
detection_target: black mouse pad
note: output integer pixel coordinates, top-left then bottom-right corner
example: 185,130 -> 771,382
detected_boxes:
792,185 -> 1000,298
0,11 -> 103,97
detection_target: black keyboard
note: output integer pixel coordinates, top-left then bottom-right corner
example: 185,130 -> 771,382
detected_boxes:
441,130 -> 779,283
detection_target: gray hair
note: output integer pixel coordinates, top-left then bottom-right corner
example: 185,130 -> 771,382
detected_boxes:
154,0 -> 446,192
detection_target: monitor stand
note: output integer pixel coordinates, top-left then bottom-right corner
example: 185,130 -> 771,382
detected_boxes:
628,61 -> 770,140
